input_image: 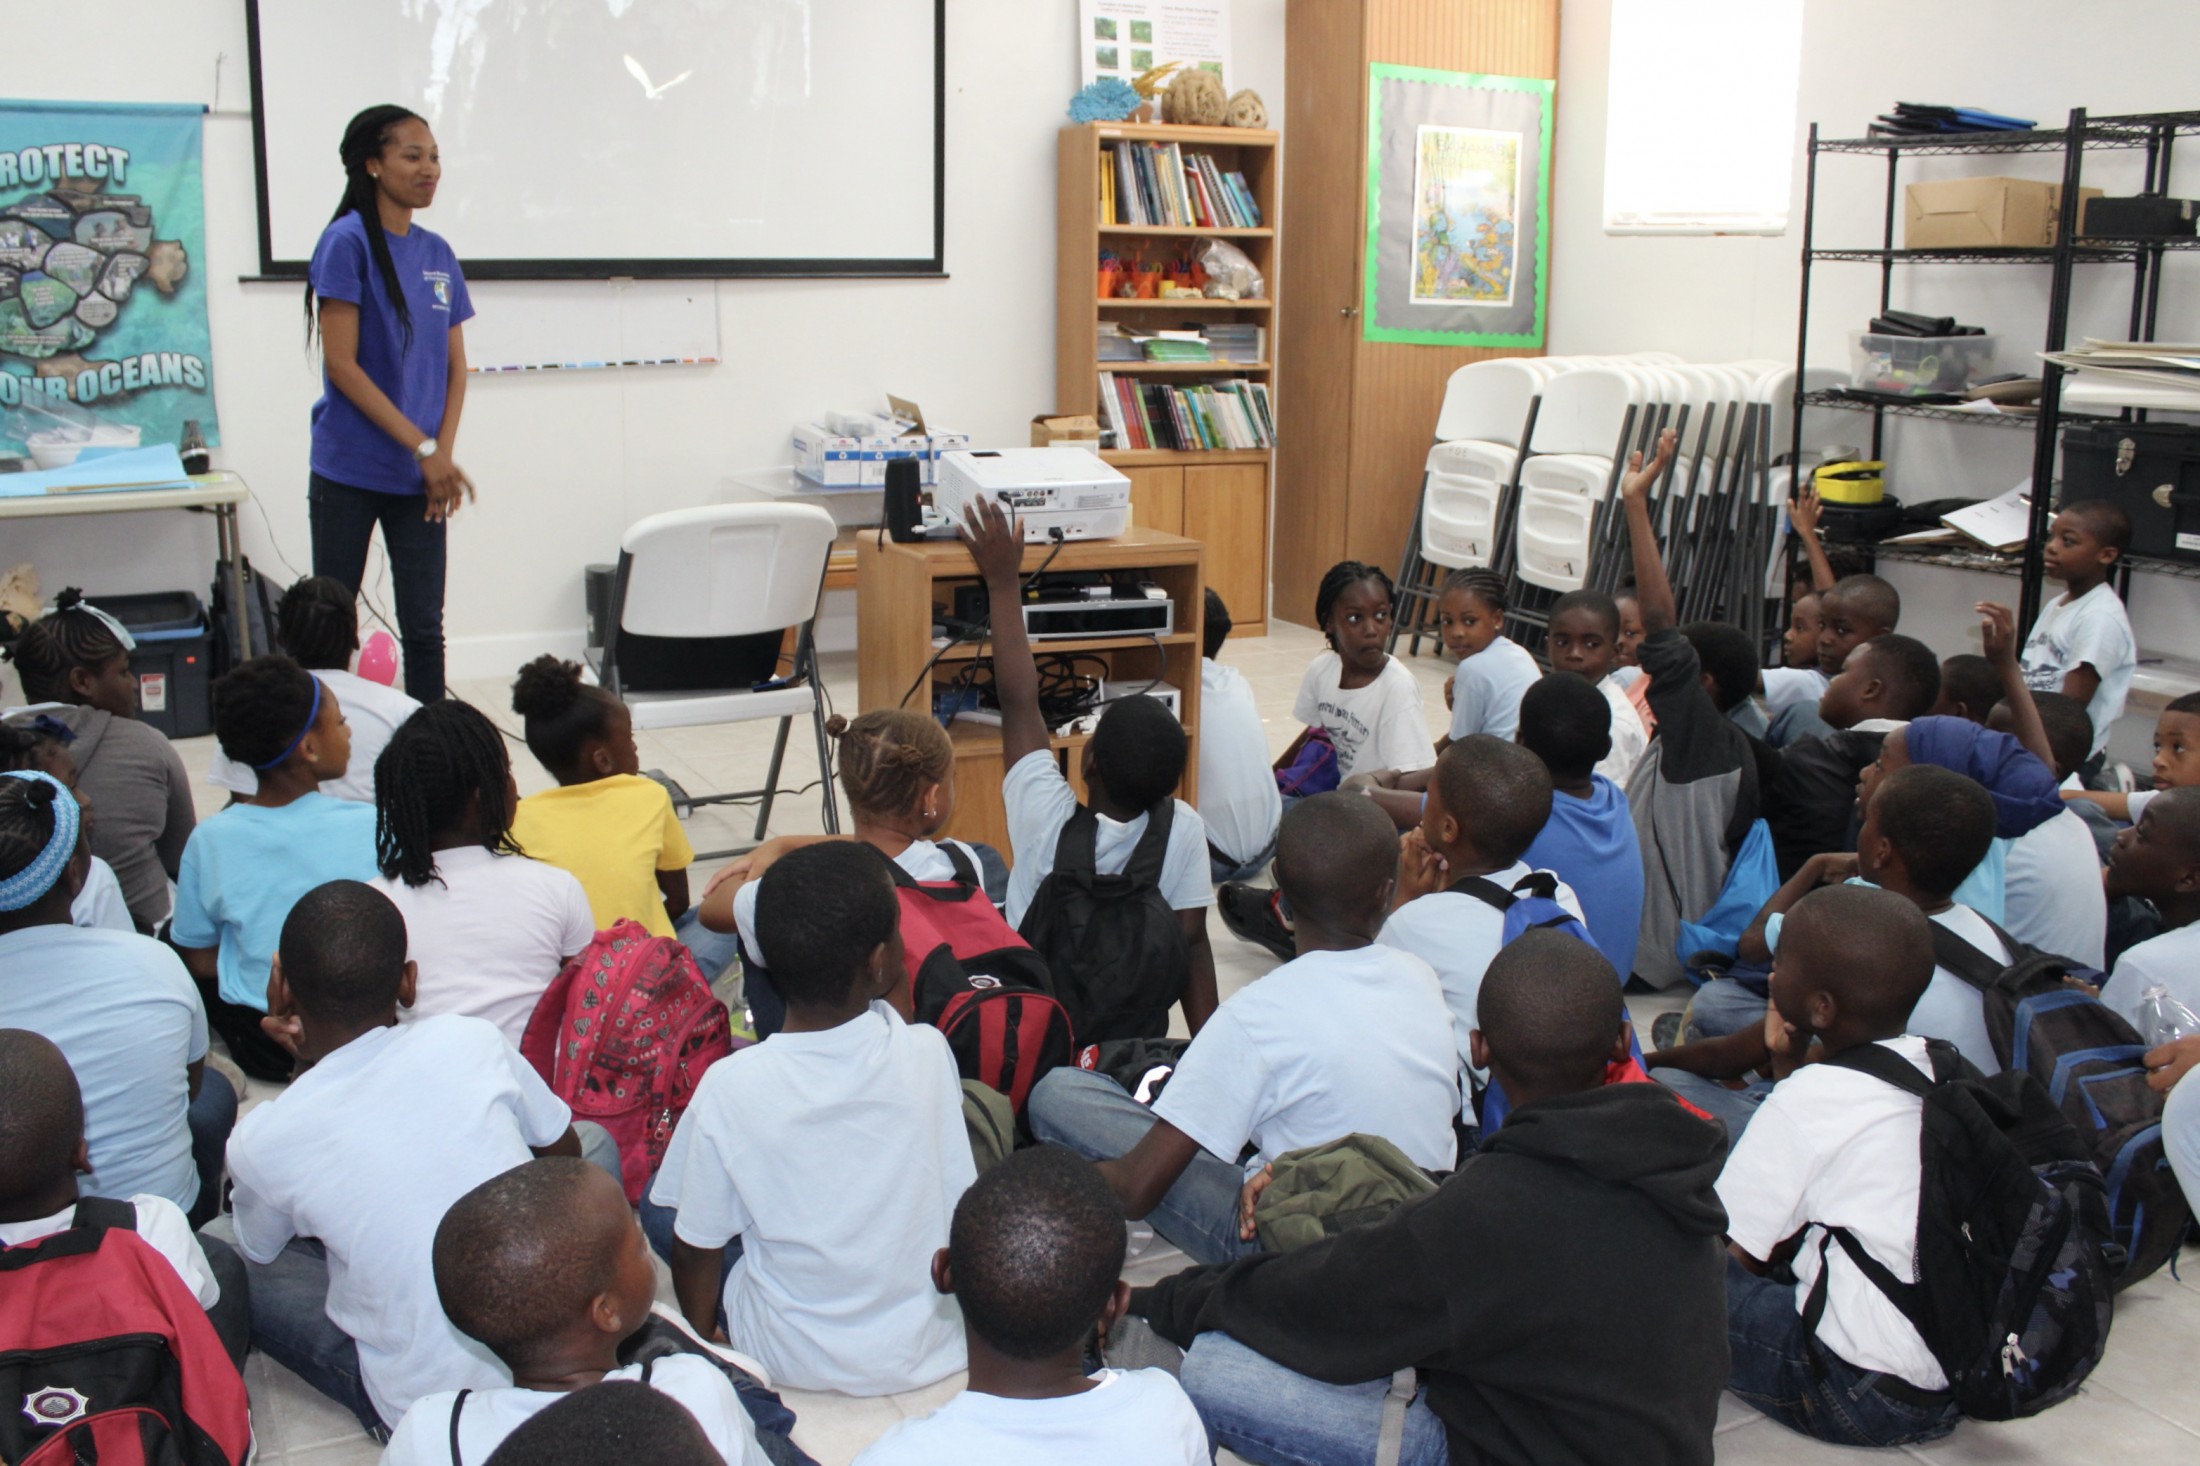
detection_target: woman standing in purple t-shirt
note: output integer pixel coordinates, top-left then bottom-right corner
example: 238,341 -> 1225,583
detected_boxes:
304,104 -> 476,702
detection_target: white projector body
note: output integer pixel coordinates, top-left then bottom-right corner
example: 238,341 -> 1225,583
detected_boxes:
935,447 -> 1132,542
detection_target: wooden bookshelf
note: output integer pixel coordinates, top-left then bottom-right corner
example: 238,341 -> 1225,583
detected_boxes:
1058,121 -> 1278,635
855,527 -> 1206,854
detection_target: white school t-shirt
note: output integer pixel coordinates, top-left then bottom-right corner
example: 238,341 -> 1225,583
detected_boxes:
1761,666 -> 1829,721
2020,582 -> 2135,757
1377,862 -> 1588,1093
1718,1035 -> 1945,1390
855,1369 -> 1210,1466
207,668 -> 421,804
649,1002 -> 973,1395
225,1015 -> 573,1428
1199,658 -> 1283,867
1152,944 -> 1460,1174
371,846 -> 597,1047
383,1355 -> 767,1466
2001,807 -> 2107,970
2101,924 -> 2200,1032
72,855 -> 134,932
1594,675 -> 1650,787
1001,751 -> 1213,930
1909,905 -> 2011,1076
730,837 -> 989,968
1449,636 -> 1541,744
0,1195 -> 218,1308
1292,652 -> 1436,779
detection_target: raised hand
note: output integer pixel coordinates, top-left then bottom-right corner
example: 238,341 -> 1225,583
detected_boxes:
1620,427 -> 1679,504
961,497 -> 1024,586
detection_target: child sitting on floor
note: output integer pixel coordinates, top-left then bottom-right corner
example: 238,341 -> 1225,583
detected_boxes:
368,700 -> 595,1047
1285,560 -> 1434,782
1761,632 -> 1940,880
1932,653 -> 2004,725
1768,573 -> 1902,748
1029,793 -> 1461,1266
648,842 -> 972,1396
170,656 -> 378,1081
2099,788 -> 2200,1026
226,880 -> 586,1439
1519,673 -> 1644,982
0,719 -> 131,931
382,1158 -> 766,1466
856,1146 -> 1208,1464
1544,587 -> 1649,786
509,655 -> 693,939
1759,589 -> 1828,721
2,590 -> 196,932
1437,569 -> 1539,746
2020,498 -> 2137,778
2065,692 -> 2200,840
1198,589 -> 1284,882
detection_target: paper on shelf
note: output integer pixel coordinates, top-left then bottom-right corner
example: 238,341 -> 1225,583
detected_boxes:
1939,483 -> 2032,552
0,445 -> 192,498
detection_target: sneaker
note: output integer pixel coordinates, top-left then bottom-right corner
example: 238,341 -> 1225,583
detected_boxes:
1218,882 -> 1296,963
1651,1011 -> 1685,1052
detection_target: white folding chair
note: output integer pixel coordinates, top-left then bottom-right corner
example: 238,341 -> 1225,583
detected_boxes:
1513,367 -> 1645,594
599,503 -> 842,852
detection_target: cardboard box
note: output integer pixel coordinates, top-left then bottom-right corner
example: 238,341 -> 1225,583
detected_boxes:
791,423 -> 862,487
1903,177 -> 2103,250
1031,413 -> 1103,448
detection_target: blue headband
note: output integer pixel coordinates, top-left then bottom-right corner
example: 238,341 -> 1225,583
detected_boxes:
0,771 -> 81,912
252,676 -> 324,771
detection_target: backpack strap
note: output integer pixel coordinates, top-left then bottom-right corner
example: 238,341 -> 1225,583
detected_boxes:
1508,870 -> 1561,903
449,1389 -> 471,1466
1374,1367 -> 1418,1466
1928,916 -> 2030,993
1446,876 -> 1517,911
71,1195 -> 139,1234
1121,799 -> 1176,887
879,842 -> 983,904
1822,1037 -> 1963,1095
1050,806 -> 1104,883
941,841 -> 980,888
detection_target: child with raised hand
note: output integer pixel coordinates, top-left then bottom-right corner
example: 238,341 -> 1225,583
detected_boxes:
1436,568 -> 1539,745
1,591 -> 195,932
2021,498 -> 2138,773
226,880 -> 587,1439
170,656 -> 379,1081
1519,673 -> 1644,981
0,719 -> 131,931
1198,588 -> 1283,882
1286,559 -> 1435,781
649,841 -> 972,1396
382,1158 -> 767,1466
856,1146 -> 1209,1465
208,575 -> 419,805
508,654 -> 692,938
368,700 -> 595,1046
1543,587 -> 1649,785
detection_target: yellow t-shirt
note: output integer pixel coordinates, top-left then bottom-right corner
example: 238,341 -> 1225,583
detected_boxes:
511,774 -> 694,938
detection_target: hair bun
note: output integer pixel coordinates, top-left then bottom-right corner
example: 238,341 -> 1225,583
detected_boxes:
510,654 -> 584,721
52,587 -> 85,612
21,778 -> 56,811
824,714 -> 850,739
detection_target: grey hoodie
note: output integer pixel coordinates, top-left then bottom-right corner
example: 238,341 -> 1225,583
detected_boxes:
52,705 -> 196,932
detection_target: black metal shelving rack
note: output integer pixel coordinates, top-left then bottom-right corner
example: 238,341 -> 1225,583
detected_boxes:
1792,108 -> 2200,626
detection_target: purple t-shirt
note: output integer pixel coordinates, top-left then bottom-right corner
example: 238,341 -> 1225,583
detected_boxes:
308,213 -> 473,495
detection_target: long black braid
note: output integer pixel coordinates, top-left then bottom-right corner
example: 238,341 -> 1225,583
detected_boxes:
305,104 -> 424,350
374,700 -> 520,887
1312,561 -> 1395,652
276,576 -> 360,671
1,590 -> 129,703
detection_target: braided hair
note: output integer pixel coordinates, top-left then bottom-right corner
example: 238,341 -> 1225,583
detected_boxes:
0,775 -> 65,889
2,590 -> 127,703
510,655 -> 617,779
0,721 -> 67,776
375,700 -> 519,886
827,710 -> 952,823
1312,561 -> 1395,652
305,104 -> 425,349
277,576 -> 360,671
1438,568 -> 1508,615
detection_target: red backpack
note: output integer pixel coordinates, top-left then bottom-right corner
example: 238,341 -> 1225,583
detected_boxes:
0,1199 -> 252,1466
522,920 -> 741,1203
883,844 -> 1076,1112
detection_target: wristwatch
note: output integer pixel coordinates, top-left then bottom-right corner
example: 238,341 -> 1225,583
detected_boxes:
413,437 -> 439,462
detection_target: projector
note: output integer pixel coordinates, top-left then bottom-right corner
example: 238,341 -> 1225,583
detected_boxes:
935,447 -> 1132,542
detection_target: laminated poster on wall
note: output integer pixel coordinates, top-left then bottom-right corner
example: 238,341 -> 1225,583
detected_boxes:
0,100 -> 217,458
1363,65 -> 1553,349
1079,0 -> 1232,90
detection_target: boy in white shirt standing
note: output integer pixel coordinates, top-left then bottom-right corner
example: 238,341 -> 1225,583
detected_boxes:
857,1146 -> 1208,1465
1719,882 -> 1962,1447
1198,589 -> 1283,883
1028,792 -> 1461,1265
2020,500 -> 2137,776
648,841 -> 973,1396
225,880 -> 586,1439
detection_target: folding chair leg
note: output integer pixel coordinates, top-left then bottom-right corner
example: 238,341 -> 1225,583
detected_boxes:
755,716 -> 792,841
811,699 -> 841,834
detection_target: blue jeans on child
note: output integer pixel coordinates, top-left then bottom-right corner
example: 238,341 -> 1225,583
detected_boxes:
186,1066 -> 238,1229
1681,977 -> 1768,1042
241,1235 -> 388,1439
308,472 -> 448,703
1723,1254 -> 1959,1447
674,907 -> 741,985
1025,1067 -> 1258,1267
1178,1332 -> 1450,1466
1653,1069 -> 1774,1142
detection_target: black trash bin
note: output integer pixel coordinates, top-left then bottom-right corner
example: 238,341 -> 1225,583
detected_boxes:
94,590 -> 214,739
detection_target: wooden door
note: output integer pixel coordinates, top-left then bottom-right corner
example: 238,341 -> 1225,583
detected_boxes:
1184,462 -> 1271,631
1123,466 -> 1186,534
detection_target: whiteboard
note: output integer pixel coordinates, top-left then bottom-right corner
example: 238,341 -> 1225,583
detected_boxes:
461,279 -> 720,371
246,0 -> 943,278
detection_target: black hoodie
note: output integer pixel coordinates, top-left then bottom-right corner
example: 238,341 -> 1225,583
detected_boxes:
1132,1084 -> 1730,1466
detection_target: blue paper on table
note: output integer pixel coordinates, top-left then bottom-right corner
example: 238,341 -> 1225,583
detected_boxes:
0,446 -> 193,498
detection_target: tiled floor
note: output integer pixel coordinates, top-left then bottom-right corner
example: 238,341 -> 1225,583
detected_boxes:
175,623 -> 2200,1464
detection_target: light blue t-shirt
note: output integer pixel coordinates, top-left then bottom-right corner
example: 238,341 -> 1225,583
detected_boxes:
1522,774 -> 1644,980
1449,636 -> 1541,744
170,792 -> 380,1010
0,924 -> 208,1210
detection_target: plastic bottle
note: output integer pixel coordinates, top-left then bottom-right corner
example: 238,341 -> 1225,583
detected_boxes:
2136,986 -> 2200,1048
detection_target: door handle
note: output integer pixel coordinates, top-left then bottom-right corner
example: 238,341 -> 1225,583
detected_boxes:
1340,306 -> 1360,317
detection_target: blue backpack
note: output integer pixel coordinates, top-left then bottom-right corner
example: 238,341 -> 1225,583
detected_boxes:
1676,818 -> 1778,980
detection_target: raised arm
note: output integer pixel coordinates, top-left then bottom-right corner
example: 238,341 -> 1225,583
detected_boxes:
963,498 -> 1051,767
1979,602 -> 2057,772
1786,480 -> 1838,593
1619,428 -> 1680,633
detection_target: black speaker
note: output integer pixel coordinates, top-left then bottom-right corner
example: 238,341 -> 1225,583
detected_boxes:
884,457 -> 923,542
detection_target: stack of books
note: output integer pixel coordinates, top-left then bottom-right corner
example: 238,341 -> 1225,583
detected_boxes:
1203,323 -> 1265,363
1142,331 -> 1212,363
1097,373 -> 1275,452
1097,322 -> 1144,363
2044,339 -> 2200,413
1105,143 -> 1262,229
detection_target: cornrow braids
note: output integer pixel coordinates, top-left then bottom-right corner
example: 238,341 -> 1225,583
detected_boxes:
375,700 -> 519,886
0,722 -> 67,775
277,576 -> 361,671
2,591 -> 128,703
0,775 -> 62,887
1313,561 -> 1395,651
827,710 -> 952,822
1439,567 -> 1509,614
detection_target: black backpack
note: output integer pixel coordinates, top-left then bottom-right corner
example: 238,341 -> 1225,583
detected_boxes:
1807,1040 -> 2114,1422
1018,802 -> 1189,1044
1930,918 -> 2189,1288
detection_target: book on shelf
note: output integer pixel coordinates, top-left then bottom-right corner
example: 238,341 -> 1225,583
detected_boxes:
1101,142 -> 1264,229
1098,372 -> 1275,452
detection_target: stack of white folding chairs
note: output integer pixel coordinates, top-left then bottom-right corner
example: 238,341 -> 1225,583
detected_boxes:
1390,354 -> 1849,661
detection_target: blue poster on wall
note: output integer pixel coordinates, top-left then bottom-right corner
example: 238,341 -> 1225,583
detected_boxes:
0,99 -> 217,460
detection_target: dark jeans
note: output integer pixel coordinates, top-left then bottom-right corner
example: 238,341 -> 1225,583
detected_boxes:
244,1235 -> 388,1440
186,1067 -> 238,1228
309,471 -> 447,702
1724,1254 -> 1960,1447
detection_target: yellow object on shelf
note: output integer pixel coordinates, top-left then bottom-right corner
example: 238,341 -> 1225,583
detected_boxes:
1816,460 -> 1886,505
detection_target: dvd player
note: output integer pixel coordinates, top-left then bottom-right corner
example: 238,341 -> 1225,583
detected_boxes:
1023,594 -> 1174,640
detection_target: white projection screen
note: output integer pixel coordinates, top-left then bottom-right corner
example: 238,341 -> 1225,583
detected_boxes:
246,0 -> 944,278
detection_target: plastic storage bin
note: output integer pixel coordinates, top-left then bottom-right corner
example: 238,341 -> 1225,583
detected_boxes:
95,591 -> 213,739
1848,332 -> 2000,397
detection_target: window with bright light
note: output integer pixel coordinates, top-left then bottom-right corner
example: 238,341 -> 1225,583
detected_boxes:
1602,0 -> 1805,235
